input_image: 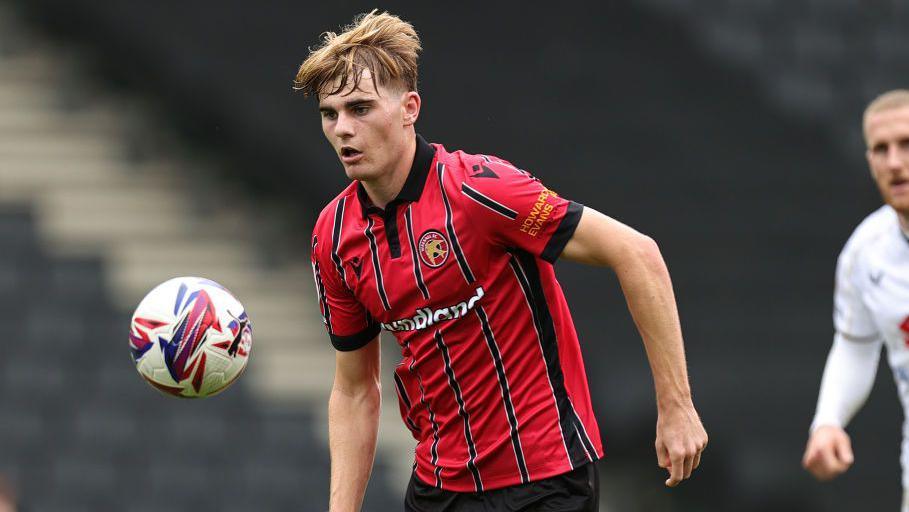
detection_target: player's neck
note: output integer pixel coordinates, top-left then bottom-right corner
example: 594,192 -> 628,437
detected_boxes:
899,211 -> 909,237
360,134 -> 417,210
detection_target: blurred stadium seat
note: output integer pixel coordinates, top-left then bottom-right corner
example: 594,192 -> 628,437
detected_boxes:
2,0 -> 907,510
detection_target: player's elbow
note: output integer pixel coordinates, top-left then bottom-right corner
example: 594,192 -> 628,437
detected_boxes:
620,232 -> 664,271
333,371 -> 382,402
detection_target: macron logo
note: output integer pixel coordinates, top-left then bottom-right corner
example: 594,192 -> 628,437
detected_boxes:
382,287 -> 485,332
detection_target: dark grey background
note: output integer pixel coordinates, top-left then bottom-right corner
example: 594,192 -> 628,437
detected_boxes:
8,0 -> 906,510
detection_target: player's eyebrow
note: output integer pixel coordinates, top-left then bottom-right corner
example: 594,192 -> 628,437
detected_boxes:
318,98 -> 375,113
343,98 -> 375,108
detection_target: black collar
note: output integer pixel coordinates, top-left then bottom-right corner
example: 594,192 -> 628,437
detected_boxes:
357,134 -> 435,217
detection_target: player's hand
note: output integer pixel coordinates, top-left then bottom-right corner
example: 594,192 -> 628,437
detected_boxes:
655,401 -> 708,488
802,425 -> 854,481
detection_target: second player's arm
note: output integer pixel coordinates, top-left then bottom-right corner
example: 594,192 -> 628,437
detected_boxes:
802,332 -> 882,480
561,206 -> 707,487
328,336 -> 382,512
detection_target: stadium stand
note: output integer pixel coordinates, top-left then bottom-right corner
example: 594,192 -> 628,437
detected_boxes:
6,0 -> 906,510
0,4 -> 403,510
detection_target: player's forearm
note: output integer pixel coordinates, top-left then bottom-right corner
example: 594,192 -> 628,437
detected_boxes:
811,333 -> 881,431
613,238 -> 692,408
328,382 -> 381,512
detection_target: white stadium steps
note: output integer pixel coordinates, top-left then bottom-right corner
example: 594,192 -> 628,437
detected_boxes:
0,8 -> 417,493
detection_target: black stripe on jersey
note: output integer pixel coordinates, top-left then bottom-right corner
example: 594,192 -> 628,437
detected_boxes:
311,258 -> 333,334
364,216 -> 392,311
437,162 -> 476,284
393,370 -> 420,433
460,183 -> 518,220
393,370 -> 412,409
507,255 -> 576,466
511,250 -> 596,467
405,205 -> 430,300
331,198 -> 348,286
541,201 -> 584,264
434,329 -> 483,492
568,398 -> 597,460
475,305 -> 530,484
410,357 -> 443,488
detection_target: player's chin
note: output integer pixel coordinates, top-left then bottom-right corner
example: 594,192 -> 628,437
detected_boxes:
885,193 -> 909,214
342,163 -> 369,180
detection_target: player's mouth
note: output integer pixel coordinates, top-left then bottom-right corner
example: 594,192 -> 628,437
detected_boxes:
340,146 -> 363,164
891,176 -> 909,194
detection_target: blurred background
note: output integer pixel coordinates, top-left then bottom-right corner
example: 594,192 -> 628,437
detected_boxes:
0,0 -> 904,510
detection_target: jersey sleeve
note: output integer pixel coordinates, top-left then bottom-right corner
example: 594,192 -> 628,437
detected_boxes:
310,231 -> 381,351
459,157 -> 583,263
833,237 -> 878,340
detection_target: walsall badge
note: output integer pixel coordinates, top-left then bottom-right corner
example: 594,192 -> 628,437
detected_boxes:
418,230 -> 449,268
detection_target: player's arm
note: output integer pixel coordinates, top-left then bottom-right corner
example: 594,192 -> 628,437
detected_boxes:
561,206 -> 707,487
328,336 -> 381,512
802,332 -> 882,481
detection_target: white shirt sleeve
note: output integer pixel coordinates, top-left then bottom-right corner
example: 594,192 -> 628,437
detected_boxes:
811,221 -> 884,431
833,218 -> 881,338
810,332 -> 883,431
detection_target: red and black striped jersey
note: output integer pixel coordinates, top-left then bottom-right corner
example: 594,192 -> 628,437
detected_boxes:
310,135 -> 604,492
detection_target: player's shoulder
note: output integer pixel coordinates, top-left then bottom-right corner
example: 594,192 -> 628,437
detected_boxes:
438,145 -> 534,187
312,182 -> 359,239
838,205 -> 898,271
842,206 -> 898,254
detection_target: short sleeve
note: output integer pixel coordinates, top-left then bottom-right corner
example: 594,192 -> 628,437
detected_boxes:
459,157 -> 583,263
310,233 -> 380,351
833,241 -> 878,340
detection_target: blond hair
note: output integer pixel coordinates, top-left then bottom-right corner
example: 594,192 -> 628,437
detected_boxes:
864,89 -> 909,137
293,10 -> 421,98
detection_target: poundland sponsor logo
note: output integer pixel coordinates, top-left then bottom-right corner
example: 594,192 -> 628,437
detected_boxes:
382,287 -> 485,332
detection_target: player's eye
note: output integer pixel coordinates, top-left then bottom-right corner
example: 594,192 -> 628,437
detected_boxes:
320,110 -> 337,121
871,144 -> 888,157
353,105 -> 370,115
899,138 -> 909,152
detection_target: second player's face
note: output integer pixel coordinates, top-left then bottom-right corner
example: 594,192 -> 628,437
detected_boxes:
318,71 -> 410,182
866,106 -> 909,216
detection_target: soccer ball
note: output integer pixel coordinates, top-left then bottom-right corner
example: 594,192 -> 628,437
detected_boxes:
128,277 -> 252,398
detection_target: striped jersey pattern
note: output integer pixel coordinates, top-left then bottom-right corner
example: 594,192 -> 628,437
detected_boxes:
310,135 -> 603,492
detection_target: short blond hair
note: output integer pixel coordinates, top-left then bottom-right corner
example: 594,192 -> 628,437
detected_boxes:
293,10 -> 421,98
863,89 -> 909,139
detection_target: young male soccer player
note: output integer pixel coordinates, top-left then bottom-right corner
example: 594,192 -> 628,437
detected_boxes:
804,90 -> 909,510
297,11 -> 707,511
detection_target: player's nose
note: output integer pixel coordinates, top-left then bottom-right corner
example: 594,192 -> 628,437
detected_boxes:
333,111 -> 355,139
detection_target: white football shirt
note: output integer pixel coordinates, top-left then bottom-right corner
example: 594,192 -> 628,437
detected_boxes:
835,205 -> 909,487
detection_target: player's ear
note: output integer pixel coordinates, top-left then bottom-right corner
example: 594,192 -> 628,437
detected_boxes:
402,91 -> 421,127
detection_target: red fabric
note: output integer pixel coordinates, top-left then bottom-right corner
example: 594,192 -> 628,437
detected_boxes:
311,141 -> 603,492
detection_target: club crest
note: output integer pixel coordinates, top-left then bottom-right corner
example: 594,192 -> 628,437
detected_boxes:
419,230 -> 449,268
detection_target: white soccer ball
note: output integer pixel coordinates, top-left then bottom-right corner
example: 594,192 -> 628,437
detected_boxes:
129,277 -> 252,398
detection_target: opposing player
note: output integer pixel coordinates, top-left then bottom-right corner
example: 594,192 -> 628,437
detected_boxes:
803,89 -> 909,509
297,11 -> 707,511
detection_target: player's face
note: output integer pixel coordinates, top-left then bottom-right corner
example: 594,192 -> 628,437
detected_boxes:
318,71 -> 415,182
866,106 -> 909,216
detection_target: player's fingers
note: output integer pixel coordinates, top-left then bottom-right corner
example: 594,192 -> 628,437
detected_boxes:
682,452 -> 694,480
835,437 -> 854,467
665,451 -> 684,487
692,448 -> 702,471
656,440 -> 670,469
803,443 -> 826,474
801,444 -> 818,469
818,446 -> 846,479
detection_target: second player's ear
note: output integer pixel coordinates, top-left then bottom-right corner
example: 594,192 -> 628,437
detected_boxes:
402,91 -> 421,127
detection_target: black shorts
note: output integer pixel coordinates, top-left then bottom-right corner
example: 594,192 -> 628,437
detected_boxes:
404,463 -> 599,512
